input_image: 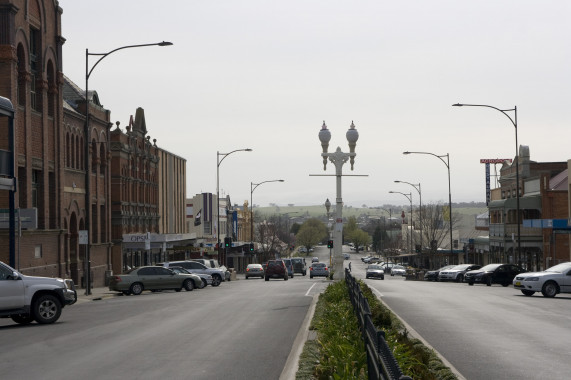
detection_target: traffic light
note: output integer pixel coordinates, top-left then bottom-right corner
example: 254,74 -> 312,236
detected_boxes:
224,237 -> 231,248
249,243 -> 254,252
327,240 -> 333,248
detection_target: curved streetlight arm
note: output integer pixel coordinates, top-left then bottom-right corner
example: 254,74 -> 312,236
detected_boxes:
218,148 -> 253,167
87,42 -> 173,80
452,103 -> 516,129
394,180 -> 420,196
251,179 -> 284,194
403,151 -> 449,169
389,191 -> 412,203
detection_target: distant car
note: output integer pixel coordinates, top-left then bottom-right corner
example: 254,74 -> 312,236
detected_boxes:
282,258 -> 294,278
191,259 -> 231,281
311,257 -> 319,263
391,265 -> 406,276
169,266 -> 211,288
513,262 -> 571,297
343,253 -> 350,260
109,266 -> 202,295
265,260 -> 288,281
245,264 -> 264,279
310,262 -> 329,278
465,263 -> 526,286
361,256 -> 372,262
366,265 -> 385,280
438,264 -> 481,283
291,257 -> 307,276
382,262 -> 397,273
424,265 -> 456,281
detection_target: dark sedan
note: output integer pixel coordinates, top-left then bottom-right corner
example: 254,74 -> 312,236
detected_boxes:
424,265 -> 456,281
465,263 -> 526,286
365,264 -> 385,280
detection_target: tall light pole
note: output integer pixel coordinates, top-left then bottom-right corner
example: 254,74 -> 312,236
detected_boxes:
84,41 -> 172,295
389,191 -> 413,256
325,198 -> 333,267
395,180 -> 422,262
317,121 -> 359,279
217,148 -> 252,265
403,151 -> 453,257
453,103 -> 521,264
250,179 -> 284,246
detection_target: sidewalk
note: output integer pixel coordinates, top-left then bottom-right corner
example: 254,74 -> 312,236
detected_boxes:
75,286 -> 117,304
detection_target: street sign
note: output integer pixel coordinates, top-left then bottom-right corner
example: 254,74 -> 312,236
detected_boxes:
79,230 -> 88,245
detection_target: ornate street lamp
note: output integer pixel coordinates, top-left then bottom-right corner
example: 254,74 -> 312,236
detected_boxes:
318,121 -> 359,279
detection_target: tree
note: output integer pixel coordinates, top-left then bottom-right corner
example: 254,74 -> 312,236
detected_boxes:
351,229 -> 371,252
417,203 -> 462,254
371,224 -> 389,254
295,218 -> 328,255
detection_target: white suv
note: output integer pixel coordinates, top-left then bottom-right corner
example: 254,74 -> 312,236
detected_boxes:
0,261 -> 77,325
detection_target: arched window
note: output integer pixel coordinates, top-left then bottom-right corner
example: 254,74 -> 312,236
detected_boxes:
17,44 -> 26,106
47,60 -> 56,117
66,132 -> 70,167
99,143 -> 106,175
91,140 -> 97,173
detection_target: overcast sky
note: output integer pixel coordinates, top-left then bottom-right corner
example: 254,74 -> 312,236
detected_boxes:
60,0 -> 571,208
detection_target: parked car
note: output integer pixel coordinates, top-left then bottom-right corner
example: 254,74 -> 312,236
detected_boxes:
291,257 -> 307,276
169,266 -> 211,288
513,262 -> 571,297
191,259 -> 231,281
465,263 -> 526,286
310,262 -> 329,278
0,261 -> 76,325
343,253 -> 350,260
365,264 -> 385,280
382,262 -> 397,273
438,264 -> 481,283
391,265 -> 406,276
265,260 -> 288,281
311,257 -> 319,263
424,265 -> 456,281
361,255 -> 372,262
109,266 -> 202,295
245,264 -> 264,279
282,258 -> 294,278
161,261 -> 224,286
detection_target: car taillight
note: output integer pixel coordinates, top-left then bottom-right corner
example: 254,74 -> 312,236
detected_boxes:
246,268 -> 250,272
310,267 -> 313,270
113,276 -> 121,282
324,267 -> 328,270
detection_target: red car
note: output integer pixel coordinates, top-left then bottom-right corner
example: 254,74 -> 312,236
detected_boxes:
265,260 -> 288,281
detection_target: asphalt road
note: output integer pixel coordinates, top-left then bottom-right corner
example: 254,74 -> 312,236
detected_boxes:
352,256 -> 571,380
0,269 -> 330,380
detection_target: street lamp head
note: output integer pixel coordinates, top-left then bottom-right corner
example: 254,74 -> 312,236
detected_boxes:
403,151 -> 410,155
394,180 -> 401,183
318,121 -> 331,170
158,41 -> 174,46
346,121 -> 358,170
452,103 -> 463,107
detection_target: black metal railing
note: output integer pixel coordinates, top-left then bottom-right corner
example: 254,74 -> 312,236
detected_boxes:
345,269 -> 412,380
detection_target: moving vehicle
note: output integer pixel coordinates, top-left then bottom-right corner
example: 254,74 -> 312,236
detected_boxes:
0,261 -> 76,325
245,264 -> 264,279
265,260 -> 288,281
282,258 -> 294,278
291,257 -> 307,276
424,265 -> 456,281
513,262 -> 571,297
365,265 -> 385,280
310,262 -> 329,278
438,264 -> 481,283
109,266 -> 202,295
343,253 -> 350,260
311,257 -> 319,263
465,263 -> 526,286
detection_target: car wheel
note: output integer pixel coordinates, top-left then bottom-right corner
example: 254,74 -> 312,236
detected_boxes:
183,279 -> 194,291
32,294 -> 62,324
501,282 -> 510,287
130,282 -> 143,295
175,288 -> 182,292
211,274 -> 222,287
265,276 -> 269,281
245,276 -> 248,279
303,271 -> 306,276
310,275 -> 313,279
456,274 -> 464,283
11,314 -> 34,325
366,275 -> 369,279
521,290 -> 535,296
468,281 -> 474,286
486,277 -> 493,286
541,281 -> 558,298
284,275 -> 288,281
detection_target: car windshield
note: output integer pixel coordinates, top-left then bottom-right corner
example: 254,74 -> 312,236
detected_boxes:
368,265 -> 382,270
247,264 -> 262,269
451,264 -> 471,271
312,263 -> 326,268
479,264 -> 502,271
545,262 -> 571,273
393,265 -> 404,269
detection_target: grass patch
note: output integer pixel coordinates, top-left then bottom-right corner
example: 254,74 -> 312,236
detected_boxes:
296,278 -> 458,380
